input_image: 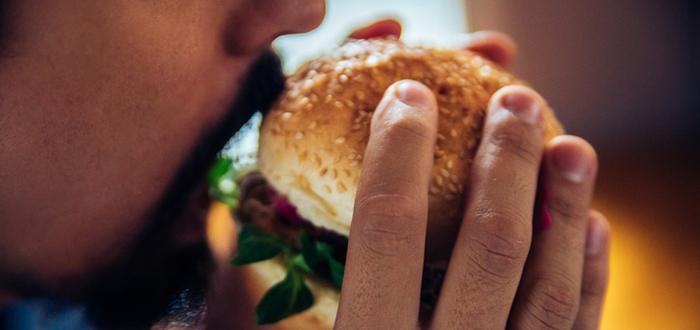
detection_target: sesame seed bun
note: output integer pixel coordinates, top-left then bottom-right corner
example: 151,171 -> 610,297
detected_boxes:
258,38 -> 563,262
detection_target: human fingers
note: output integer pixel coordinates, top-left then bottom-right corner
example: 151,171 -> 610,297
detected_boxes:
348,19 -> 402,39
334,80 -> 437,330
573,210 -> 610,330
506,136 -> 598,329
459,30 -> 517,67
430,86 -> 546,329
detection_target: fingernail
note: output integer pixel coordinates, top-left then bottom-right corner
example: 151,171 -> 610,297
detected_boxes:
395,81 -> 434,110
586,218 -> 605,256
550,142 -> 593,183
500,91 -> 541,124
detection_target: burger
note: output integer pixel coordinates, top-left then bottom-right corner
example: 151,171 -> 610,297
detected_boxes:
212,38 -> 563,329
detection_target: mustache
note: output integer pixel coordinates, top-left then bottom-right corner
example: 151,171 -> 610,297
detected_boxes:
149,50 -> 286,227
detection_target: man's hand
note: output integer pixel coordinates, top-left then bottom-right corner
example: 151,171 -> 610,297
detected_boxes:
335,22 -> 610,330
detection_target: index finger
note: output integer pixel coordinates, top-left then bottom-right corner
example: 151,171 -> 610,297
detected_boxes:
334,80 -> 437,330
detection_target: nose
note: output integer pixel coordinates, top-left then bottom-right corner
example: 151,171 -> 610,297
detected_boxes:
225,0 -> 326,55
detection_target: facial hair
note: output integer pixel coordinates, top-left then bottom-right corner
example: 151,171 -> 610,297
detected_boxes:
0,50 -> 286,329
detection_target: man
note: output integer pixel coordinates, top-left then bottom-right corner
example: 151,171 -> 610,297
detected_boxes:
0,0 -> 609,329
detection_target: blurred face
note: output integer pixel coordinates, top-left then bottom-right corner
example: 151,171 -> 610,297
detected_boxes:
0,0 -> 324,326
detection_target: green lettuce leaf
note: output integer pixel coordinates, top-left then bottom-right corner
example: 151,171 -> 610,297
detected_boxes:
256,268 -> 314,325
231,225 -> 288,265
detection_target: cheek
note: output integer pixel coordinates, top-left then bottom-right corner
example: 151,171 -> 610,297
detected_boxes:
0,0 -> 252,279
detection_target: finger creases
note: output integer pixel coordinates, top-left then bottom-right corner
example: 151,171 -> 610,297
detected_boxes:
506,137 -> 599,330
430,86 -> 547,329
336,80 -> 436,330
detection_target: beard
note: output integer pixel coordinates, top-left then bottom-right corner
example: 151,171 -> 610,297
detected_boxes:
0,50 -> 286,329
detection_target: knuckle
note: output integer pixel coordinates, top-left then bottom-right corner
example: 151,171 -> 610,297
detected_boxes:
383,113 -> 433,144
468,207 -> 531,276
485,121 -> 541,167
526,274 -> 580,329
548,196 -> 588,229
356,193 -> 426,260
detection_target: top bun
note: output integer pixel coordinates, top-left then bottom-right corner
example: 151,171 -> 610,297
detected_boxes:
258,38 -> 562,261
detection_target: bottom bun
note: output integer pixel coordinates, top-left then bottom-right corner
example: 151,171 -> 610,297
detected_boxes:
238,257 -> 340,330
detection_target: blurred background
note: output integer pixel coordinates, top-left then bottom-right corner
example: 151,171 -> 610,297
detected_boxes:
275,0 -> 700,329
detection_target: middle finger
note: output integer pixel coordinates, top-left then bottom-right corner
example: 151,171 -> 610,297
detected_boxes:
431,86 -> 546,329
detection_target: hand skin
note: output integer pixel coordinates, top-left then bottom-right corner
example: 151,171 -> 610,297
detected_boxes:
334,22 -> 610,330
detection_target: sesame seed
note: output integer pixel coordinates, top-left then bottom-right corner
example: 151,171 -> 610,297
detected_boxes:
347,153 -> 356,160
430,186 -> 440,195
440,169 -> 450,177
343,170 -> 351,177
334,101 -> 344,108
308,121 -> 317,130
356,91 -> 365,100
437,134 -> 446,141
299,97 -> 310,106
325,95 -> 333,103
335,137 -> 346,144
337,182 -> 348,194
435,176 -> 444,186
349,160 -> 359,167
451,129 -> 458,137
339,75 -> 348,83
332,169 -> 338,179
282,112 -> 292,119
352,124 -> 362,130
323,185 -> 333,194
295,132 -> 303,139
320,168 -> 328,176
448,183 -> 458,193
366,55 -> 379,67
447,160 -> 454,169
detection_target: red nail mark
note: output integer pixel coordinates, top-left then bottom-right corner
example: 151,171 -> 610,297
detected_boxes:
534,171 -> 552,232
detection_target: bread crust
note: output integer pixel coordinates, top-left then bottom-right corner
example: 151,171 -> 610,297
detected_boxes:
258,38 -> 563,261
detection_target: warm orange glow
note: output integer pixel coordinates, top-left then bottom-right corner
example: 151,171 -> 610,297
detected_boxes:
206,202 -> 236,263
596,201 -> 700,330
